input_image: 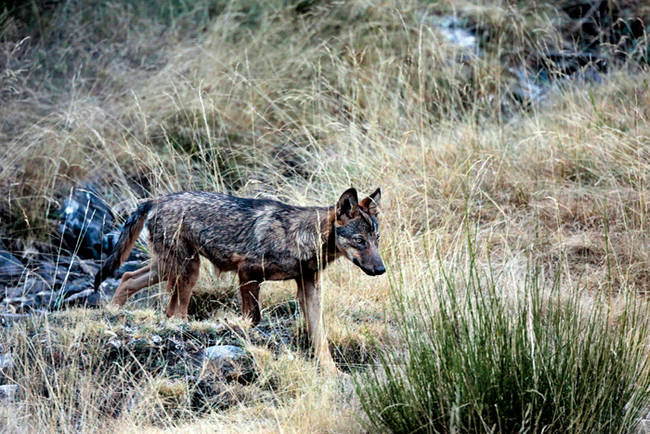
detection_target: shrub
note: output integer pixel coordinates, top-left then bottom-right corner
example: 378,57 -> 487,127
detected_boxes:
356,249 -> 650,433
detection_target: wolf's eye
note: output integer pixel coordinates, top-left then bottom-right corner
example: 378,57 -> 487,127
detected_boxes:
353,236 -> 366,246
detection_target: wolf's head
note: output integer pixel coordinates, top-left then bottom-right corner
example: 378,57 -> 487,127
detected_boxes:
334,187 -> 385,276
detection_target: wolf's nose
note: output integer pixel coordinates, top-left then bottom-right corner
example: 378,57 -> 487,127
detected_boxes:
374,265 -> 386,275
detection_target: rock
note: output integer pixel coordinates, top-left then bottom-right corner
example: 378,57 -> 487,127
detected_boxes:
0,248 -> 105,312
35,255 -> 96,289
0,353 -> 13,371
30,255 -> 95,297
62,277 -> 93,295
0,353 -> 14,383
3,277 -> 96,311
33,290 -> 57,309
115,260 -> 146,277
531,51 -> 607,79
96,277 -> 120,299
509,67 -> 547,106
24,277 -> 52,295
189,376 -> 237,411
3,277 -> 51,299
62,288 -> 102,308
433,16 -> 477,51
202,345 -> 254,383
78,259 -> 99,276
0,243 -> 26,286
107,339 -> 122,350
165,336 -> 183,351
58,184 -> 114,260
0,312 -> 44,326
2,287 -> 20,300
0,384 -> 18,402
2,296 -> 36,313
55,255 -> 88,273
149,334 -> 162,346
642,418 -> 650,433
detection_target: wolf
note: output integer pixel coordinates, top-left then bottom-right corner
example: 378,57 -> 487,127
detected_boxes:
94,187 -> 384,370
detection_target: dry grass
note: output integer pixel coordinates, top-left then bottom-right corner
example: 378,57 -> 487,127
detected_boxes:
1,0 -> 649,432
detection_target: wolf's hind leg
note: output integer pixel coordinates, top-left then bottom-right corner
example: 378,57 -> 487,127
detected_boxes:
238,270 -> 261,325
165,256 -> 200,319
112,263 -> 161,306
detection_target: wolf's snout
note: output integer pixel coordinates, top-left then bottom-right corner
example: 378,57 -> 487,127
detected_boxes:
362,255 -> 386,276
354,257 -> 386,276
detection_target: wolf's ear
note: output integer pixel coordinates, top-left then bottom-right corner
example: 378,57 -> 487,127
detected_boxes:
359,187 -> 381,215
336,187 -> 359,220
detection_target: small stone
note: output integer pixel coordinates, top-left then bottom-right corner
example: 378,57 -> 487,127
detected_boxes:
0,312 -> 36,326
58,184 -> 114,260
128,338 -> 149,352
642,418 -> 650,432
20,277 -> 51,295
78,259 -> 99,276
107,339 -> 122,349
116,260 -> 146,277
2,296 -> 36,313
204,345 -> 247,361
202,345 -> 254,383
0,243 -> 26,286
0,353 -> 14,371
149,334 -> 162,345
3,278 -> 48,300
0,385 -> 18,402
166,336 -> 182,350
98,278 -> 120,299
62,277 -> 93,296
3,287 -> 24,299
62,288 -> 101,308
33,290 -> 56,308
35,257 -> 86,288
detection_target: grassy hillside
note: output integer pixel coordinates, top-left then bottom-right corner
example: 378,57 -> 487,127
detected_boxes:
1,1 -> 649,432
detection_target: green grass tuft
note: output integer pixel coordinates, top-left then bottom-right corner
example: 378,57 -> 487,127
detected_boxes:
356,244 -> 650,433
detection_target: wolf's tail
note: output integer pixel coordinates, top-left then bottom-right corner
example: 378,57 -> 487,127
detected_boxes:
94,201 -> 153,291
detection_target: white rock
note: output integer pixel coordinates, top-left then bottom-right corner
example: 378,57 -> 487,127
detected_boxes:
202,345 -> 252,381
0,385 -> 18,402
0,354 -> 13,371
203,345 -> 246,362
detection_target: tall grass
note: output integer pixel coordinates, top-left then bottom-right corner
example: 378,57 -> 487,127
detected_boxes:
1,1 -> 650,431
356,242 -> 650,433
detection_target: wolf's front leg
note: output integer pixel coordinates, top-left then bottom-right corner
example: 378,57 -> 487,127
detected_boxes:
296,273 -> 336,373
238,270 -> 262,325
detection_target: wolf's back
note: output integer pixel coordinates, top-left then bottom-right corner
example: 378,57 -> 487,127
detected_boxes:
94,201 -> 153,290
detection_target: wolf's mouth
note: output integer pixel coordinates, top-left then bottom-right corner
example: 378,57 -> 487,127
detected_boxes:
352,258 -> 383,276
